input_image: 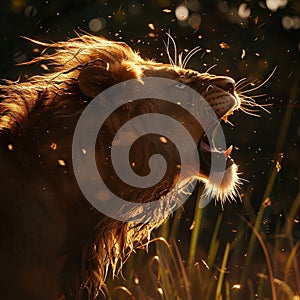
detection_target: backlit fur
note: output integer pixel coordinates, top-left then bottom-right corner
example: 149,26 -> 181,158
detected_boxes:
0,35 -> 241,299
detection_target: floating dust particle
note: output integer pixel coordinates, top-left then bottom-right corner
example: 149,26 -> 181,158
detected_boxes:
255,52 -> 260,56
275,153 -> 283,172
254,16 -> 259,24
206,49 -> 211,53
198,35 -> 203,39
40,64 -> 49,71
201,259 -> 209,269
159,136 -> 167,144
157,288 -> 163,295
148,32 -> 156,38
131,162 -> 136,167
241,49 -> 246,59
148,23 -> 155,30
134,276 -> 139,285
58,159 -> 66,167
263,197 -> 271,207
33,48 -> 40,53
232,284 -> 241,290
219,41 -> 230,49
276,161 -> 282,172
7,144 -> 13,151
50,142 -> 57,150
81,148 -> 87,155
163,9 -> 172,13
189,220 -> 195,230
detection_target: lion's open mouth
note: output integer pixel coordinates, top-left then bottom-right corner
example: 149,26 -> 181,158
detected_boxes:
196,95 -> 241,203
199,135 -> 234,171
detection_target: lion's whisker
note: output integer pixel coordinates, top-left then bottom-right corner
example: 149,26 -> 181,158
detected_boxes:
165,32 -> 178,66
235,77 -> 247,87
239,106 -> 261,117
182,46 -> 202,68
205,64 -> 218,73
241,66 -> 277,94
240,95 -> 271,114
163,39 -> 175,66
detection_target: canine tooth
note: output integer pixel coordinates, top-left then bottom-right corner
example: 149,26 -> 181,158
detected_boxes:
225,145 -> 233,158
222,115 -> 228,122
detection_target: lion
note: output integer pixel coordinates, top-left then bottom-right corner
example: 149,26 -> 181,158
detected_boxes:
0,35 -> 244,300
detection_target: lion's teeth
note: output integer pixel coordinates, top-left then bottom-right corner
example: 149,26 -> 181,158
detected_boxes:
222,115 -> 228,122
225,145 -> 233,158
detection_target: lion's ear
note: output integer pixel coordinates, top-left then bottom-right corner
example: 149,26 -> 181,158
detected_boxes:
78,66 -> 112,98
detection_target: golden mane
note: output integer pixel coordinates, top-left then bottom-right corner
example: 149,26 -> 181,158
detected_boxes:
0,35 -> 149,132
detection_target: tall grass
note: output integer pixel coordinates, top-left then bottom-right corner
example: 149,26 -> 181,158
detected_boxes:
104,182 -> 300,300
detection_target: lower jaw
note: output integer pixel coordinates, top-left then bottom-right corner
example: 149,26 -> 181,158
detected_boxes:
198,163 -> 240,204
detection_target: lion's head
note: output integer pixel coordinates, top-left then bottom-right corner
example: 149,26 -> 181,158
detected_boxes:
0,35 -> 243,299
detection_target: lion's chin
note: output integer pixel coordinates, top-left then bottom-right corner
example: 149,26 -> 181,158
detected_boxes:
199,163 -> 241,206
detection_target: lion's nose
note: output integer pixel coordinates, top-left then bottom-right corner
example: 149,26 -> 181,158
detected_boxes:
215,77 -> 236,95
207,76 -> 240,120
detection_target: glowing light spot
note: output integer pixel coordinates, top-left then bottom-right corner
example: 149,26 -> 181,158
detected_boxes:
232,284 -> 241,290
40,64 -> 49,71
88,17 -> 106,32
58,159 -> 66,167
81,148 -> 87,155
188,13 -> 201,29
201,259 -> 210,269
282,16 -> 294,30
159,136 -> 168,144
163,9 -> 172,13
50,142 -> 57,150
263,197 -> 271,207
241,49 -> 246,59
189,220 -> 195,230
238,3 -> 251,19
219,41 -> 230,49
175,5 -> 189,22
148,23 -> 155,30
157,288 -> 163,295
266,0 -> 288,12
293,17 -> 300,29
8,144 -> 13,151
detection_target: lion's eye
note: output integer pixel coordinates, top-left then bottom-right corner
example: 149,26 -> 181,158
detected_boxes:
174,82 -> 186,90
